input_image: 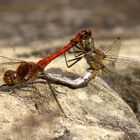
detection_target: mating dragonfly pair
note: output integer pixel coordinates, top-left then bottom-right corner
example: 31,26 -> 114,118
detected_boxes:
0,30 -> 90,117
0,29 -> 139,117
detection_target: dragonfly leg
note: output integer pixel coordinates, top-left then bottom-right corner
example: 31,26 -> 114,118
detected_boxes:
68,39 -> 83,57
64,52 -> 83,68
67,54 -> 84,62
49,85 -> 66,96
72,44 -> 83,57
10,86 -> 28,101
47,81 -> 67,118
32,83 -> 42,97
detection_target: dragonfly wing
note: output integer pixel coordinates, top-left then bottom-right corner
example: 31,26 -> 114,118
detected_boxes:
0,56 -> 24,72
104,37 -> 121,56
104,56 -> 140,72
99,38 -> 140,106
98,38 -> 121,68
0,56 -> 23,64
29,79 -> 65,116
100,64 -> 140,108
0,78 -> 64,116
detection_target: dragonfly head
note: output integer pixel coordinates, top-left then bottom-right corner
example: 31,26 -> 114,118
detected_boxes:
79,37 -> 94,53
80,29 -> 92,40
3,70 -> 18,86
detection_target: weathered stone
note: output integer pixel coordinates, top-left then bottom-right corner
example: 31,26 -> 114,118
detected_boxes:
0,69 -> 140,140
0,38 -> 139,140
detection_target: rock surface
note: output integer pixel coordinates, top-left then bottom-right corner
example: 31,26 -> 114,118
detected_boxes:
0,45 -> 140,139
0,74 -> 140,140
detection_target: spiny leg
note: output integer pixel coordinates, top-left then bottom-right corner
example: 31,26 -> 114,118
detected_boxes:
67,54 -> 84,62
71,44 -> 81,57
47,81 -> 67,118
64,52 -> 83,68
9,86 -> 31,104
29,79 -> 52,113
68,40 -> 83,57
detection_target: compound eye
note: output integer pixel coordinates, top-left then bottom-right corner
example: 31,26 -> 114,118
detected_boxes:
3,70 -> 17,85
5,70 -> 16,77
5,73 -> 10,76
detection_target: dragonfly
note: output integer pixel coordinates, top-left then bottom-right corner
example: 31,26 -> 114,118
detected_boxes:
45,29 -> 140,91
0,29 -> 92,117
65,29 -> 140,78
1,29 -> 91,86
44,35 -> 140,116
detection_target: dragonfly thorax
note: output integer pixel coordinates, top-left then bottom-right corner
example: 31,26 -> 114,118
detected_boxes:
85,48 -> 106,70
3,62 -> 42,86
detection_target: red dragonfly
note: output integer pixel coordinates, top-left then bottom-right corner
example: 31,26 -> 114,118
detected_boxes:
2,29 -> 91,86
0,29 -> 91,117
0,29 -> 91,87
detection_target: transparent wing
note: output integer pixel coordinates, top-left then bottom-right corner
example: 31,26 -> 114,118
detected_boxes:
33,79 -> 66,117
104,56 -> 140,70
100,52 -> 140,104
97,38 -> 140,108
99,37 -> 139,71
0,55 -> 64,115
103,37 -> 121,56
0,56 -> 23,65
99,38 -> 121,67
0,55 -> 24,72
0,78 -> 65,116
100,64 -> 140,105
101,54 -> 140,83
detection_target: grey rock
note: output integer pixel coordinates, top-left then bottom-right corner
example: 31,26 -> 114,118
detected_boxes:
0,73 -> 140,140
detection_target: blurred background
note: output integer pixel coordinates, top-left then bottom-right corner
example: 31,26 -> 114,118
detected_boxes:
0,0 -> 139,47
0,0 -> 140,122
